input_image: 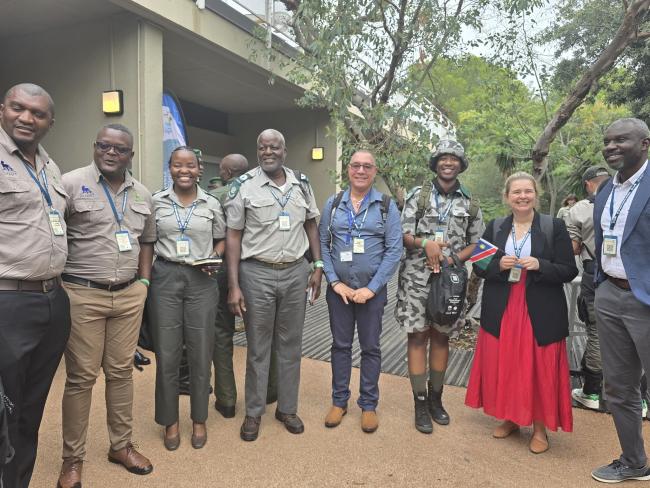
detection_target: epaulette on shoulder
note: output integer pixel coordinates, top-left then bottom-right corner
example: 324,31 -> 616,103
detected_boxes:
459,183 -> 472,199
227,173 -> 251,200
405,186 -> 422,201
299,172 -> 309,183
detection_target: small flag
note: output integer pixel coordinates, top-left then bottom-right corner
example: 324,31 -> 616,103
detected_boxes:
469,238 -> 498,270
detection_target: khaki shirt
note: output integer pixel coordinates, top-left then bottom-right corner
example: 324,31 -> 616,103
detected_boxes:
0,127 -> 68,280
153,186 -> 226,262
399,181 -> 484,286
566,198 -> 595,262
224,166 -> 320,262
63,162 -> 156,284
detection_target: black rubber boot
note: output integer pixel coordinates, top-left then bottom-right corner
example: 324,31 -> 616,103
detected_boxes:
413,392 -> 433,434
428,382 -> 450,425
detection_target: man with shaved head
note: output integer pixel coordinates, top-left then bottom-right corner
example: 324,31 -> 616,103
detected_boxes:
591,118 -> 650,483
0,83 -> 70,488
225,131 -> 323,441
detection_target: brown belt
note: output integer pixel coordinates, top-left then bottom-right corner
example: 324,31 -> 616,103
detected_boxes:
248,258 -> 304,270
0,276 -> 61,293
606,275 -> 631,290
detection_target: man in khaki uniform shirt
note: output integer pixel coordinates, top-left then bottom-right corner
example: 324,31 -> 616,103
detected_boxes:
57,124 -> 155,488
0,83 -> 71,488
225,129 -> 323,442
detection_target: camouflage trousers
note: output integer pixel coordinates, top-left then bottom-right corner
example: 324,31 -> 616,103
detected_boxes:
394,276 -> 465,338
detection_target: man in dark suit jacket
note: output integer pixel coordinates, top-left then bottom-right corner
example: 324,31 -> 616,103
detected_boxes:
591,118 -> 650,484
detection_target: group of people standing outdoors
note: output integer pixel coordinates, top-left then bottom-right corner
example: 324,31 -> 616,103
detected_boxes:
0,81 -> 649,488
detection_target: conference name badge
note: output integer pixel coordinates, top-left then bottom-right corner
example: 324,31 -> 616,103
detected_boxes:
278,211 -> 291,231
176,237 -> 191,258
48,210 -> 65,236
434,229 -> 445,244
353,237 -> 365,254
508,265 -> 522,283
115,230 -> 133,252
603,235 -> 618,256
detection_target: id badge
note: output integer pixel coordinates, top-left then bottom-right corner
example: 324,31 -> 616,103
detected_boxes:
603,235 -> 618,256
176,237 -> 190,258
278,212 -> 291,231
434,229 -> 445,243
340,251 -> 353,262
115,230 -> 133,252
353,237 -> 365,254
48,210 -> 65,236
508,265 -> 522,283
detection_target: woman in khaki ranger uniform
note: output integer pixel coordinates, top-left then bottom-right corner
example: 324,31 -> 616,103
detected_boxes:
149,146 -> 226,450
395,140 -> 483,434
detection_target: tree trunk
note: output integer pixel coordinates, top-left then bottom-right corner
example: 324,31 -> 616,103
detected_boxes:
531,0 -> 650,178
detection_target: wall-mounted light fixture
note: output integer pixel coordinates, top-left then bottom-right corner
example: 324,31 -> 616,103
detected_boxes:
102,90 -> 124,116
311,147 -> 324,161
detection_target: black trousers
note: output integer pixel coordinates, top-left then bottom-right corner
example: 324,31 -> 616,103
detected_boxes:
0,286 -> 71,488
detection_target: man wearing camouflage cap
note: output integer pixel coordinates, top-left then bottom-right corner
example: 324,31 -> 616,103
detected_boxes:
566,166 -> 611,412
395,139 -> 483,434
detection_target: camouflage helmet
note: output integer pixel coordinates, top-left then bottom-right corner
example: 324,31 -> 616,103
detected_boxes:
429,139 -> 469,173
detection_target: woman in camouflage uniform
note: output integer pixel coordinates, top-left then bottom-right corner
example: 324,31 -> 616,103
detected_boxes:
395,140 -> 483,434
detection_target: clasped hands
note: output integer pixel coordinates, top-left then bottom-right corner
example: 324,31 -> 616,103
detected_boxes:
332,282 -> 375,304
499,255 -> 540,271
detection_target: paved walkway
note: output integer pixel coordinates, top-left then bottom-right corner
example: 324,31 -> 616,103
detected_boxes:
32,348 -> 647,487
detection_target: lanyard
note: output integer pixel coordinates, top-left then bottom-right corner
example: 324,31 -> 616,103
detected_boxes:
100,180 -> 128,226
347,194 -> 370,238
172,201 -> 197,234
22,162 -> 52,208
510,226 -> 531,259
434,191 -> 455,224
608,174 -> 644,230
267,185 -> 294,209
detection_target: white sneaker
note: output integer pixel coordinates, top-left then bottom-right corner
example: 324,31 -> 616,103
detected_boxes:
572,388 -> 600,410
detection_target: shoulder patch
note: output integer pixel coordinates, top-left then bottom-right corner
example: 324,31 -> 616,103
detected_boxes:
299,172 -> 309,183
405,186 -> 422,201
228,174 -> 250,200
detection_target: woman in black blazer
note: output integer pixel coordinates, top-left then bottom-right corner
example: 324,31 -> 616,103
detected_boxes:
465,172 -> 578,454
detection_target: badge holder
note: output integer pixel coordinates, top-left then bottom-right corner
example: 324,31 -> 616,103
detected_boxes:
353,237 -> 365,254
115,230 -> 133,252
603,235 -> 618,257
176,236 -> 191,258
508,265 -> 522,283
340,251 -> 353,262
49,209 -> 65,236
278,211 -> 291,231
434,229 -> 445,243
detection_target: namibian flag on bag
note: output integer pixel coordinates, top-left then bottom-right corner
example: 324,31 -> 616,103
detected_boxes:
469,238 -> 498,270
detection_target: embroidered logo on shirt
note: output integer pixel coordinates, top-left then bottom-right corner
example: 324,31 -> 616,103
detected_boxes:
80,185 -> 94,196
1,161 -> 16,175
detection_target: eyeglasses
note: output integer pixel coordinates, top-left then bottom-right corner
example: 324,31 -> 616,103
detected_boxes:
94,141 -> 132,155
349,163 -> 376,172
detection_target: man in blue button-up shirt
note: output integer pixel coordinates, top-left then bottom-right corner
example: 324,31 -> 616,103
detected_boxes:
319,150 -> 402,433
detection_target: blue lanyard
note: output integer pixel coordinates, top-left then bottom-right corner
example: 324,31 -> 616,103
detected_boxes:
608,174 -> 644,231
510,226 -> 531,259
346,193 -> 369,241
100,180 -> 128,226
267,185 -> 294,209
172,201 -> 197,234
434,191 -> 455,224
22,162 -> 52,208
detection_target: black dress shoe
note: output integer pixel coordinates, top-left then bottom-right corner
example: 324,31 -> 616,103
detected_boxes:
240,416 -> 261,441
134,350 -> 150,366
214,401 -> 236,418
274,410 -> 304,434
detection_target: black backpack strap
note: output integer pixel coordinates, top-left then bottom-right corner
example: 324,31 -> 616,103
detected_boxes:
415,180 -> 434,234
540,214 -> 554,255
328,190 -> 345,251
492,217 -> 506,243
380,193 -> 391,224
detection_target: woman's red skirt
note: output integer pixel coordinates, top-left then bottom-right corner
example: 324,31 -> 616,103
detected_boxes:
465,272 -> 573,432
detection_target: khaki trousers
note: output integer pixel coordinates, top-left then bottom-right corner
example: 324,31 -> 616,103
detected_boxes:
61,281 -> 148,461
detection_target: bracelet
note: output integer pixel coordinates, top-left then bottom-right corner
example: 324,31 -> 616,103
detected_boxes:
331,281 -> 340,289
313,260 -> 325,269
420,238 -> 428,249
138,278 -> 150,287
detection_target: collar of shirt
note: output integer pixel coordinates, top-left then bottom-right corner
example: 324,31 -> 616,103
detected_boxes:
340,186 -> 382,211
0,126 -> 51,173
92,160 -> 134,194
613,160 -> 648,189
255,166 -> 299,190
432,178 -> 470,198
158,184 -> 209,206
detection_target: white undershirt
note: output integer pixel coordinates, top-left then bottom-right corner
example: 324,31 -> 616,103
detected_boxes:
601,160 -> 647,279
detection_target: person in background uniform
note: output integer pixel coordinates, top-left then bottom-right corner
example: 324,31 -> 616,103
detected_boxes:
209,154 -> 278,418
57,124 -> 155,488
395,139 -> 483,434
591,118 -> 650,484
566,166 -> 610,411
465,172 -> 577,454
319,150 -> 402,433
149,146 -> 225,450
225,129 -> 322,442
0,83 -> 71,488
556,194 -> 578,222
207,176 -> 221,192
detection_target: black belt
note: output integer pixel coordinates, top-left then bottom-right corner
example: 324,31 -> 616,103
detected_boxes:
605,274 -> 631,291
0,277 -> 61,293
155,256 -> 187,265
62,274 -> 137,292
247,258 -> 303,270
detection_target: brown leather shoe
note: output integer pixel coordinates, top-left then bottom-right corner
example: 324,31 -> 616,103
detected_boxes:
324,406 -> 347,428
57,459 -> 82,488
361,410 -> 379,433
107,443 -> 153,475
274,410 -> 304,434
240,415 -> 261,441
191,423 -> 207,449
493,421 -> 519,439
